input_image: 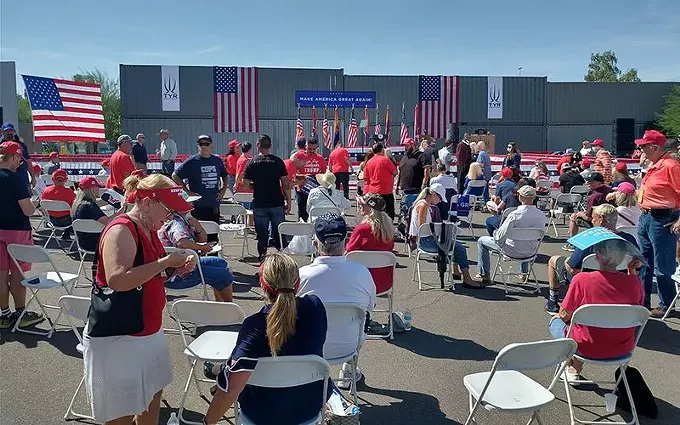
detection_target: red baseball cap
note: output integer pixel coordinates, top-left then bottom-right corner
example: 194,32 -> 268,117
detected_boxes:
79,176 -> 102,190
32,163 -> 42,174
615,162 -> 627,172
0,141 -> 22,156
228,139 -> 239,148
49,152 -> 58,158
499,168 -> 513,178
129,186 -> 194,213
131,169 -> 146,179
581,158 -> 591,168
592,139 -> 604,147
635,130 -> 666,147
402,137 -> 415,145
101,159 -> 111,167
52,168 -> 68,182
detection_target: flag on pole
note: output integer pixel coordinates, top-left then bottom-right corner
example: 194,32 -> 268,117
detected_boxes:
213,66 -> 259,133
374,104 -> 381,135
296,105 -> 305,140
384,105 -> 391,146
22,75 -> 105,142
400,102 -> 409,145
418,75 -> 459,139
347,106 -> 358,148
414,103 -> 421,139
311,106 -> 318,140
322,106 -> 331,148
333,106 -> 340,145
363,106 -> 369,146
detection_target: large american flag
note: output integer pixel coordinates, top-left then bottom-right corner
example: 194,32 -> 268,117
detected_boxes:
22,75 -> 105,142
347,110 -> 358,147
213,66 -> 259,133
418,75 -> 459,139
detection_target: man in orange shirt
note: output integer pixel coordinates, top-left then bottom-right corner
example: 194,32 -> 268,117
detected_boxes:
328,139 -> 351,199
636,130 -> 680,317
41,168 -> 76,240
107,135 -> 136,194
592,139 -> 613,185
363,141 -> 397,219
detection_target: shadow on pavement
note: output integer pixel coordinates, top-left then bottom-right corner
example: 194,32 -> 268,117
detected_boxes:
359,384 -> 462,425
637,319 -> 680,356
388,327 -> 497,360
452,285 -> 521,302
0,327 -> 81,358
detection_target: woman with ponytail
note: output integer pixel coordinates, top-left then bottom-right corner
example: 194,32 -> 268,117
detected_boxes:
204,252 -> 330,425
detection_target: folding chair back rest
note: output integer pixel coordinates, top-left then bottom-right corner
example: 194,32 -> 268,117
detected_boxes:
468,180 -> 487,188
233,193 -> 254,204
494,338 -> 577,372
278,222 -> 314,237
555,194 -> 582,205
198,220 -> 221,236
569,304 -> 649,330
246,355 -> 331,389
71,219 -> 105,234
346,251 -> 397,269
570,185 -> 590,195
505,227 -> 545,242
220,203 -> 248,216
172,299 -> 246,327
58,295 -> 91,322
41,199 -> 72,213
321,302 -> 366,360
581,254 -> 631,272
7,244 -> 53,265
500,207 -> 517,223
537,180 -> 553,189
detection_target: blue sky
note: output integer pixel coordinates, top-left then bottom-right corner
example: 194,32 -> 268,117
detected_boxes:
1,0 -> 678,92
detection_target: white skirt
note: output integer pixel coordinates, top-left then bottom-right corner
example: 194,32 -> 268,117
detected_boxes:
83,328 -> 173,422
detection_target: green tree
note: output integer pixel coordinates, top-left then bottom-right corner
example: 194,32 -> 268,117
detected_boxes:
658,84 -> 680,136
17,94 -> 32,123
72,69 -> 121,143
584,50 -> 641,82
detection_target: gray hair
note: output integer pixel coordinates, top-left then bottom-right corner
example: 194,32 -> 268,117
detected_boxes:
314,237 -> 345,256
594,239 -> 629,270
593,204 -> 618,230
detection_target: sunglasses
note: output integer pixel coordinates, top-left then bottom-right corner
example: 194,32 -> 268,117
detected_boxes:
199,142 -> 212,147
158,201 -> 176,219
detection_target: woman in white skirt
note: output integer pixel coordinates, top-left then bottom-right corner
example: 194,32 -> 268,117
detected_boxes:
84,173 -> 196,425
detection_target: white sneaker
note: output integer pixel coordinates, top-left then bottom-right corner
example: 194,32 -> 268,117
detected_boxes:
337,363 -> 362,390
562,367 -> 582,386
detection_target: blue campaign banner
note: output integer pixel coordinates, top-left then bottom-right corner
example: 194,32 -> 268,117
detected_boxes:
295,91 -> 376,108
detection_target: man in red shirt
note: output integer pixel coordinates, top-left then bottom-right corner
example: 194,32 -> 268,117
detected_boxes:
363,143 -> 397,219
293,138 -> 327,221
107,135 -> 135,194
328,139 -> 351,199
41,168 -> 76,240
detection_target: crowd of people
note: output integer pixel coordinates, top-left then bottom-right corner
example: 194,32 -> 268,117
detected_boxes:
1,119 -> 680,424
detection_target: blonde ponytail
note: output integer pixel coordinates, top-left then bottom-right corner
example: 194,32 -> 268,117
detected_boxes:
261,252 -> 300,355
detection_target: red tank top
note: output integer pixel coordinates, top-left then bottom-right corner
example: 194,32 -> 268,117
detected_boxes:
95,214 -> 166,336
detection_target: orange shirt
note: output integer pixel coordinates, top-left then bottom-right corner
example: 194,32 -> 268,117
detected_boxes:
107,150 -> 135,191
594,150 -> 613,185
41,185 -> 75,218
364,155 -> 397,195
328,147 -> 350,173
640,154 -> 680,209
225,154 -> 239,175
235,154 -> 253,193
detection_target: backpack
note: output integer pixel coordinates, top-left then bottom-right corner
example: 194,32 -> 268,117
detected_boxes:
615,366 -> 658,419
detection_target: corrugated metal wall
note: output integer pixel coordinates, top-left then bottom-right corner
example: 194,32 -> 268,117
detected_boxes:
459,76 -> 546,124
343,75 -> 419,124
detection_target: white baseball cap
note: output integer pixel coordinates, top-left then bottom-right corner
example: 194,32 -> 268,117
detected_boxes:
429,183 -> 447,202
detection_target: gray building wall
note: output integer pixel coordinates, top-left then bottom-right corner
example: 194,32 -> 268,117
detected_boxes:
0,61 -> 18,128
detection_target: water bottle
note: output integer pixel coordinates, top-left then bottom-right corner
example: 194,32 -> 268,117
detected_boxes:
403,310 -> 412,331
167,412 -> 180,425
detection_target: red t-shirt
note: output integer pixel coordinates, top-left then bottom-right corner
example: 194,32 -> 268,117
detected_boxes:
364,155 -> 397,195
295,151 -> 327,176
107,150 -> 135,191
225,154 -> 239,175
329,147 -> 350,173
283,159 -> 297,181
560,271 -> 644,359
346,222 -> 395,294
95,215 -> 166,336
235,154 -> 253,193
41,185 -> 76,218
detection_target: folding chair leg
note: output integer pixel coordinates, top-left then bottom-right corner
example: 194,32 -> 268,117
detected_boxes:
662,285 -> 680,321
464,392 -> 479,425
621,366 -> 641,425
179,360 -> 202,425
388,293 -> 394,340
64,375 -> 93,420
44,229 -> 57,249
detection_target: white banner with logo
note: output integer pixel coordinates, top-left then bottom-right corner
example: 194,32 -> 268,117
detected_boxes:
487,76 -> 503,119
161,65 -> 180,111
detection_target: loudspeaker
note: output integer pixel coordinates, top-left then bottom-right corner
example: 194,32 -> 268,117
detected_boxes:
0,107 -> 3,125
613,118 -> 635,157
447,123 -> 459,142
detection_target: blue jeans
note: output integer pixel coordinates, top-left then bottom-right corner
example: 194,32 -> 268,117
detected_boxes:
486,216 -> 501,236
477,236 -> 528,277
253,206 -> 286,256
161,159 -> 175,175
166,256 -> 234,291
419,236 -> 470,270
638,212 -> 679,310
227,174 -> 236,194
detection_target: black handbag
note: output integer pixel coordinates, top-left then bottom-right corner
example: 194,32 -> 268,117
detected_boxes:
615,366 -> 658,418
86,219 -> 147,337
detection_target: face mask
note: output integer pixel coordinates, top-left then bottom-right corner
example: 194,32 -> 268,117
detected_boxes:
507,147 -> 512,153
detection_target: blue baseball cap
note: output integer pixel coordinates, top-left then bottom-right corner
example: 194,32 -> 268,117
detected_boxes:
296,137 -> 306,148
1,123 -> 15,131
314,213 -> 347,244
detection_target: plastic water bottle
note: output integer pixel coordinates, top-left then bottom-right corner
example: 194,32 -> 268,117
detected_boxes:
403,310 -> 412,331
167,412 -> 180,425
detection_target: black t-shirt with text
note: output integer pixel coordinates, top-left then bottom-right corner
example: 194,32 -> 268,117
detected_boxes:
0,168 -> 32,231
559,172 -> 586,193
244,154 -> 288,209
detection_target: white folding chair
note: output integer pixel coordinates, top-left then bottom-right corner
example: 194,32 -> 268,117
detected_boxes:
321,302 -> 366,405
466,180 -> 487,210
234,355 -> 331,425
581,253 -> 632,272
463,338 -> 578,425
58,295 -> 94,421
279,222 -> 315,261
536,180 -> 554,210
219,203 -> 252,258
197,220 -> 225,255
71,219 -> 104,287
491,227 -> 546,294
662,274 -> 680,322
499,206 -> 518,225
346,251 -> 397,340
171,299 -> 246,425
7,244 -> 78,338
40,174 -> 54,186
549,194 -> 582,237
163,247 -> 209,301
95,174 -> 108,184
308,206 -> 341,223
40,199 -> 75,251
233,192 -> 254,222
558,304 -> 650,425
570,185 -> 590,211
412,222 -> 459,290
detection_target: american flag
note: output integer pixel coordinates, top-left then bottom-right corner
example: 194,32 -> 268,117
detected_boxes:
418,75 -> 458,139
22,75 -> 105,142
384,105 -> 391,146
296,105 -> 305,140
400,103 -> 409,145
322,107 -> 331,148
213,66 -> 259,133
347,108 -> 358,148
374,105 -> 381,135
363,106 -> 369,146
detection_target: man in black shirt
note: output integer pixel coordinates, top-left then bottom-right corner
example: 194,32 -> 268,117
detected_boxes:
243,134 -> 291,260
397,137 -> 425,210
558,163 -> 586,194
132,133 -> 149,170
